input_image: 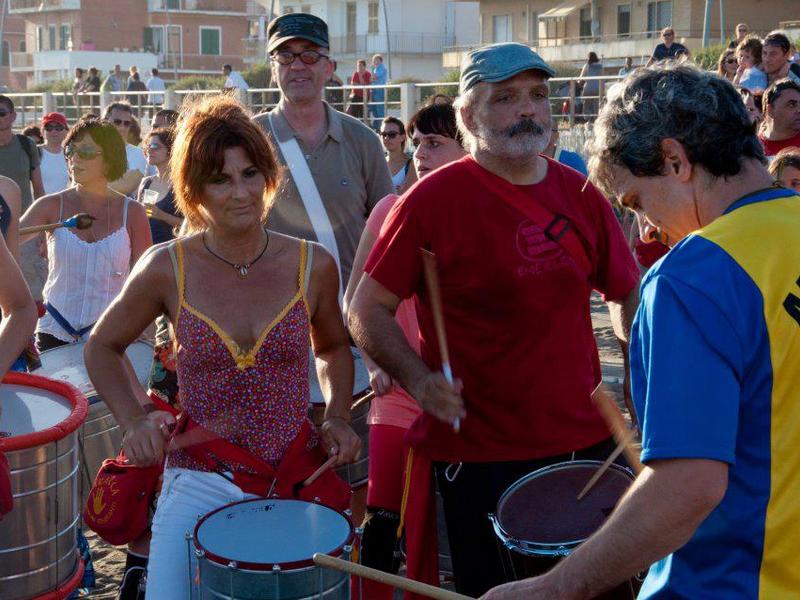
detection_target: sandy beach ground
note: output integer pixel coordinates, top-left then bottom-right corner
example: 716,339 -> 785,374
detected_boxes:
84,294 -> 632,598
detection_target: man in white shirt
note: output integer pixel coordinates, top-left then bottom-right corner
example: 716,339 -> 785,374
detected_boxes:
39,112 -> 70,195
223,64 -> 249,90
103,102 -> 147,196
146,68 -> 166,105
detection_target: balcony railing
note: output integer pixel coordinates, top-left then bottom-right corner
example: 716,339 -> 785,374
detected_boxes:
330,33 -> 455,57
148,0 -> 246,13
9,0 -> 79,12
10,52 -> 34,70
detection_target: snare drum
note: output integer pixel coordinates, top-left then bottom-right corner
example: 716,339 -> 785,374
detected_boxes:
35,341 -> 153,494
309,347 -> 372,488
193,498 -> 354,599
490,460 -> 640,600
0,372 -> 88,600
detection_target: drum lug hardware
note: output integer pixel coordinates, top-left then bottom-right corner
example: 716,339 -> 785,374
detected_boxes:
227,561 -> 237,570
344,544 -> 353,553
272,564 -> 282,572
195,549 -> 205,558
444,462 -> 463,482
344,509 -> 352,517
313,496 -> 321,503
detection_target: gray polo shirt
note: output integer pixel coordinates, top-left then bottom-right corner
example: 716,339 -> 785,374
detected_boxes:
254,103 -> 393,284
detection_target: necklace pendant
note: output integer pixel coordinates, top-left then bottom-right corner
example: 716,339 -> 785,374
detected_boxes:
237,265 -> 249,279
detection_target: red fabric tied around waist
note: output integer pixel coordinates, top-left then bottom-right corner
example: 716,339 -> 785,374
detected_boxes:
172,414 -> 352,512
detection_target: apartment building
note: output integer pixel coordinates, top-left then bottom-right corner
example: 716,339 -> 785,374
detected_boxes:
274,0 -> 480,81
0,3 -> 27,90
445,0 -> 800,69
8,0 -> 270,88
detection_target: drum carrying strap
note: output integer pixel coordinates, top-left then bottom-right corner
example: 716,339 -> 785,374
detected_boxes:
267,112 -> 343,303
44,302 -> 93,340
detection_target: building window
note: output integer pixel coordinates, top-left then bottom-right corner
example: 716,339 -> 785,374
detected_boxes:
48,25 -> 56,50
492,15 -> 511,43
1,41 -> 8,67
368,1 -> 379,34
579,7 -> 591,39
59,24 -> 71,50
19,40 -> 26,53
166,0 -> 180,8
617,4 -> 631,38
528,11 -> 538,44
199,26 -> 221,56
647,1 -> 672,34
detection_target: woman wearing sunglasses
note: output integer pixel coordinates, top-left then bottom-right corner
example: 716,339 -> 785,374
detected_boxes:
344,102 -> 466,599
138,127 -> 182,244
19,117 -> 152,352
717,49 -> 738,82
380,116 -> 416,194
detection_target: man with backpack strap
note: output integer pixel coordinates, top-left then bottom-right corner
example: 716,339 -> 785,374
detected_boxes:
0,94 -> 46,298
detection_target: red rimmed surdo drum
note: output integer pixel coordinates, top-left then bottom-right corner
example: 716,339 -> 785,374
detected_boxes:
0,372 -> 88,600
489,460 -> 643,599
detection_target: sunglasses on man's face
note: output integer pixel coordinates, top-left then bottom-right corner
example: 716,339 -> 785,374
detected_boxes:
272,50 -> 329,66
380,131 -> 400,139
44,124 -> 66,131
112,118 -> 132,127
64,144 -> 103,160
663,32 -> 674,37
147,142 -> 162,151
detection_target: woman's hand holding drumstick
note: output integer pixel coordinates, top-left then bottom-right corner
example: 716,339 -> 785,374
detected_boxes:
420,249 -> 465,432
19,213 -> 95,236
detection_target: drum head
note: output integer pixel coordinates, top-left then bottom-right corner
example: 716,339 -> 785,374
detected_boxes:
36,341 -> 153,399
495,460 -> 633,551
0,384 -> 72,437
195,498 -> 353,571
308,347 -> 370,405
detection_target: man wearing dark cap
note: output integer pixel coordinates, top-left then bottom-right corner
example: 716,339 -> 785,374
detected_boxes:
349,42 -> 639,596
254,12 -> 392,287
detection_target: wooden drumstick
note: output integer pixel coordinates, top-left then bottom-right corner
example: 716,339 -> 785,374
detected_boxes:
420,249 -> 460,433
576,431 -> 631,500
302,455 -> 338,488
592,383 -> 643,475
20,213 -> 95,236
313,553 -> 474,600
350,390 -> 375,413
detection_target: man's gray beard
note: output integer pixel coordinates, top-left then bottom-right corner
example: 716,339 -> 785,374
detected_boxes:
474,121 -> 550,159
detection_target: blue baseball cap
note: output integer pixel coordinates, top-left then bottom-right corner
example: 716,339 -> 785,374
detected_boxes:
459,43 -> 556,95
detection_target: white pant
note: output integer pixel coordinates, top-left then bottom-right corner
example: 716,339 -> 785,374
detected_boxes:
145,468 -> 257,600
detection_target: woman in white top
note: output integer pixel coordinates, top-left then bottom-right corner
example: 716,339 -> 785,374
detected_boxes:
380,116 -> 416,194
39,112 -> 71,195
20,117 -> 152,351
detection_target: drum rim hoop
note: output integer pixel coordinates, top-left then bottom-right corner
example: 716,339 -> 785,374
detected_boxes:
193,497 -> 354,571
492,459 -> 634,551
0,372 -> 88,452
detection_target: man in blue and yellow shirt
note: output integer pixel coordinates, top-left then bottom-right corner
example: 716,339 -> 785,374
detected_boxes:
482,63 -> 800,599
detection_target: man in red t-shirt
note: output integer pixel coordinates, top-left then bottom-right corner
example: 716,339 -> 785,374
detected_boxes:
759,78 -> 800,157
349,42 -> 640,597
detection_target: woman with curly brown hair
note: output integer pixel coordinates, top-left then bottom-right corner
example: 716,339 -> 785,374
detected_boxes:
85,95 -> 361,599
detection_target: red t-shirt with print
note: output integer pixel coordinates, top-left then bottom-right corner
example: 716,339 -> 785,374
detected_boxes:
364,155 -> 639,462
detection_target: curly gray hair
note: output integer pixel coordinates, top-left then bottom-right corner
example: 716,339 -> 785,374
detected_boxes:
588,62 -> 764,198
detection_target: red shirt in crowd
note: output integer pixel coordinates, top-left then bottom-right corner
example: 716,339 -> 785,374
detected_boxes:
759,131 -> 800,157
350,70 -> 372,99
364,155 -> 639,463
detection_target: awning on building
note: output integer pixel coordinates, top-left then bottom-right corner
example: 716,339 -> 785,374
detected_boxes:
539,1 -> 587,20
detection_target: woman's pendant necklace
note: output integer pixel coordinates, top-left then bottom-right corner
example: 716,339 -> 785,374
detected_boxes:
203,229 -> 270,279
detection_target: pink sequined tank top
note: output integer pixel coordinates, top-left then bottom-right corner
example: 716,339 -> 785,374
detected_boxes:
166,239 -> 315,472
